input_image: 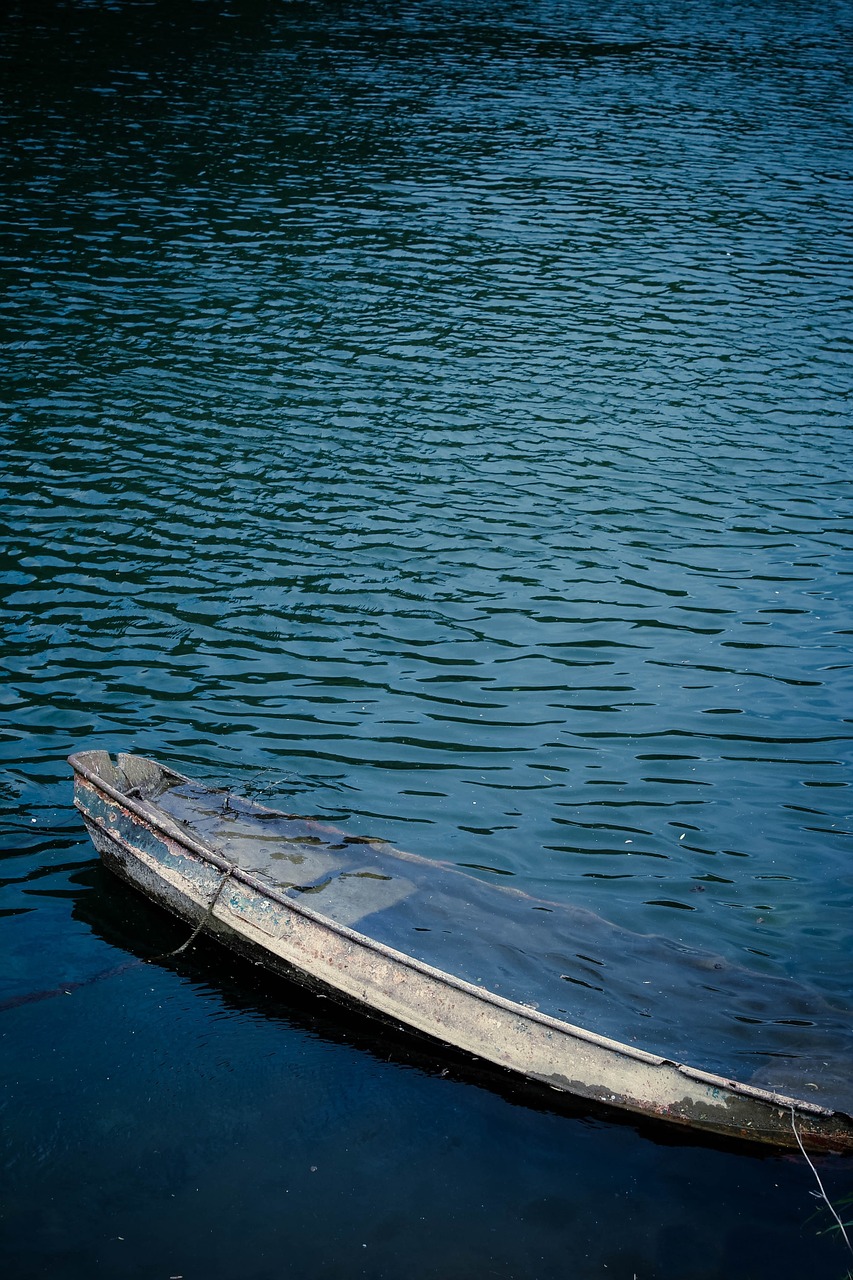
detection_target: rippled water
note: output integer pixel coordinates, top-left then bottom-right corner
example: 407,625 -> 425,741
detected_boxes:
2,1 -> 852,1276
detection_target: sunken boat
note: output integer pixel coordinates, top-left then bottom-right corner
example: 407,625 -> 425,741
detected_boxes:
70,749 -> 853,1152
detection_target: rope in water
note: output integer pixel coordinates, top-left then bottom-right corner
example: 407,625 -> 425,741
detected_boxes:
149,863 -> 236,962
1,864 -> 237,1012
790,1107 -> 853,1256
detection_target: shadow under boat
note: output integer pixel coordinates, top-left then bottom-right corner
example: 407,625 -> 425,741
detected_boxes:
64,859 -> 801,1160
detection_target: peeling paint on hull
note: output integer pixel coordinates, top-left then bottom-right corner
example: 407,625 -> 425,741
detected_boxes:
69,749 -> 853,1153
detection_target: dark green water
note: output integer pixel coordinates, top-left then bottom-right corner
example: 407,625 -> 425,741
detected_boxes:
2,1 -> 852,1276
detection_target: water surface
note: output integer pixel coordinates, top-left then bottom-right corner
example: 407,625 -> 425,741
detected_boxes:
2,1 -> 852,1276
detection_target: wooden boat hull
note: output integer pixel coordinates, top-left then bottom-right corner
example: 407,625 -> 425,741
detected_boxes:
69,749 -> 853,1153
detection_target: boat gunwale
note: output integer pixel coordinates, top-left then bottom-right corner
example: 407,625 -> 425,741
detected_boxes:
68,750 -> 846,1124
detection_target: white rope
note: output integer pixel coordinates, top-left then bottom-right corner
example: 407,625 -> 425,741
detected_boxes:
791,1106 -> 852,1256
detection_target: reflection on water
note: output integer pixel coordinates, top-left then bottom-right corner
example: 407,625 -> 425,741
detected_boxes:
2,0 -> 852,1275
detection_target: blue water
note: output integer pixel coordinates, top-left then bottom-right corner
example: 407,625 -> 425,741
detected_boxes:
2,0 -> 852,1275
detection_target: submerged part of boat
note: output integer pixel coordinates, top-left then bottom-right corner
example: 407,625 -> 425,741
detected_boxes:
69,749 -> 853,1152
